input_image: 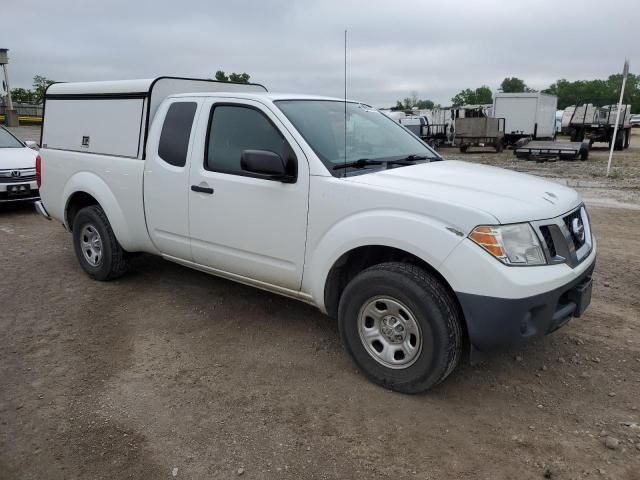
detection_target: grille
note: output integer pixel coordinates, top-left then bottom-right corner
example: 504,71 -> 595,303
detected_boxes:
539,225 -> 556,257
563,209 -> 586,248
0,174 -> 36,183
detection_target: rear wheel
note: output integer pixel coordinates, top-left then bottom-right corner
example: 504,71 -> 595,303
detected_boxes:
338,262 -> 462,393
624,128 -> 631,149
614,129 -> 626,151
460,145 -> 468,153
72,205 -> 128,281
579,140 -> 590,161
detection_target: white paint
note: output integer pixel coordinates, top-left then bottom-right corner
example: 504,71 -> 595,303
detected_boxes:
40,83 -> 596,313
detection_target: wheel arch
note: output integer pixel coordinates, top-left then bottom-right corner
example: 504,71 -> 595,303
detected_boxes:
62,172 -> 135,250
324,245 -> 463,320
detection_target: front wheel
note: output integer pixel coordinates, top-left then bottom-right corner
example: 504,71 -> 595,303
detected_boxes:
72,205 -> 128,281
338,263 -> 463,393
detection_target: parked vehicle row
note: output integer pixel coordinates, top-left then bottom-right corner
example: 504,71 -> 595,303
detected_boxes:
0,126 -> 40,203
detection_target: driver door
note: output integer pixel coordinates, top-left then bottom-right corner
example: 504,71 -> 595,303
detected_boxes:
187,99 -> 309,290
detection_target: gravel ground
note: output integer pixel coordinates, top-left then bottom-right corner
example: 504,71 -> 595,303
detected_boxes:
1,126 -> 639,479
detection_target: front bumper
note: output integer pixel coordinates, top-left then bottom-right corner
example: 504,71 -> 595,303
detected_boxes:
457,256 -> 595,353
0,180 -> 39,203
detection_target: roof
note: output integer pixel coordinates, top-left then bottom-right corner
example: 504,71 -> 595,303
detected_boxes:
46,76 -> 267,96
169,92 -> 355,103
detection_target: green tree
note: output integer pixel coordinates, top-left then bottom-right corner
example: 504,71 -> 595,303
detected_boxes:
391,91 -> 435,110
500,77 -> 535,93
213,70 -> 251,83
32,75 -> 55,103
451,86 -> 493,106
543,74 -> 639,111
214,70 -> 228,81
10,87 -> 36,104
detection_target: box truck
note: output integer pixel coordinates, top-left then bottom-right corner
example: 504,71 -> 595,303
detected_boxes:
493,92 -> 558,143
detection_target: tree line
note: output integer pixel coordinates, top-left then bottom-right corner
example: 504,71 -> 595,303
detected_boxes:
393,74 -> 639,112
5,71 -> 638,113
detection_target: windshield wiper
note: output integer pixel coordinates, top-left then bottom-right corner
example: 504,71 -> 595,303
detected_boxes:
332,158 -> 384,170
384,154 -> 431,167
333,155 -> 431,171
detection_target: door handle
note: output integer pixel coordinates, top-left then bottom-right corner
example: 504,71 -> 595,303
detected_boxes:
191,185 -> 214,194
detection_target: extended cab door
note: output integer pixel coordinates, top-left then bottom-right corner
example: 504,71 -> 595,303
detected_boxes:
187,99 -> 309,290
144,100 -> 200,259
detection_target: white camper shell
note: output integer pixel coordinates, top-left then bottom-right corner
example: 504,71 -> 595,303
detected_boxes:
41,77 -> 267,159
493,92 -> 558,141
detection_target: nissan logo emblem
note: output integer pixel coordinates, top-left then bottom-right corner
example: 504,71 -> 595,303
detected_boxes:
10,170 -> 21,178
571,217 -> 585,243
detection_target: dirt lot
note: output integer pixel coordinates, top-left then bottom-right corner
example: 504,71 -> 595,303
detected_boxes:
1,128 -> 639,479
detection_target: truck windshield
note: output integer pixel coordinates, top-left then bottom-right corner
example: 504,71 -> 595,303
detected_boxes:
275,100 -> 439,176
0,128 -> 24,148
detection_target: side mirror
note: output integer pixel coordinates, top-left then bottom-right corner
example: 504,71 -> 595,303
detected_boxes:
25,140 -> 40,150
241,149 -> 296,183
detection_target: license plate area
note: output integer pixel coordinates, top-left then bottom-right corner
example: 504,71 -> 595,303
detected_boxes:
568,277 -> 592,317
7,184 -> 31,196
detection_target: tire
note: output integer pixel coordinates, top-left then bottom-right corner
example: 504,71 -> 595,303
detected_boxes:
494,139 -> 504,153
72,205 -> 128,281
459,145 -> 468,153
614,130 -> 625,151
338,262 -> 462,394
624,128 -> 631,149
579,140 -> 590,161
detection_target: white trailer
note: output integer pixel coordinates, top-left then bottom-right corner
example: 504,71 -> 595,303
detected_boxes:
493,92 -> 558,143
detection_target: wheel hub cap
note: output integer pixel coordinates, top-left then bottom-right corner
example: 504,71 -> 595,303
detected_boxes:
380,316 -> 406,344
80,224 -> 103,267
357,297 -> 423,369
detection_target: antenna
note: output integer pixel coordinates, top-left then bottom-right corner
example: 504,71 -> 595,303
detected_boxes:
343,29 -> 347,178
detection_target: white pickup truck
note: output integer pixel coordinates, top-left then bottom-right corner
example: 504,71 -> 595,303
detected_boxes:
36,77 -> 596,393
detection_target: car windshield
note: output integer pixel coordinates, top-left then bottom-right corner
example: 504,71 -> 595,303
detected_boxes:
0,128 -> 24,148
275,100 -> 439,176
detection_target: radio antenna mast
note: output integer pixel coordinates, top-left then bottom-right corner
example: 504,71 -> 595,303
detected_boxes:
343,29 -> 347,178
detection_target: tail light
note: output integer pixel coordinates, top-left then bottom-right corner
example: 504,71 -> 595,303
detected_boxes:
35,154 -> 42,188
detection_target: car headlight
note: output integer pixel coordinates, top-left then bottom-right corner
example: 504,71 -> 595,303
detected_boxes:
469,223 -> 546,266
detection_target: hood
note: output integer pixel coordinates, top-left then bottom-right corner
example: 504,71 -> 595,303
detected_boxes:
347,160 -> 581,224
0,147 -> 38,170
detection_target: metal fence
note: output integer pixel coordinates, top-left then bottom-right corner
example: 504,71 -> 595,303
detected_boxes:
0,101 -> 43,117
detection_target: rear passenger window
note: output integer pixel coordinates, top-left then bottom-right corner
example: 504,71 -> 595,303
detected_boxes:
158,102 -> 197,167
206,105 -> 286,175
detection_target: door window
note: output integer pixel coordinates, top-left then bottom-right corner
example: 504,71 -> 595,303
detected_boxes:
158,102 -> 197,167
205,105 -> 286,175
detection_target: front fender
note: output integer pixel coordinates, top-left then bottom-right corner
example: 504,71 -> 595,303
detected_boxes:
302,209 -> 466,312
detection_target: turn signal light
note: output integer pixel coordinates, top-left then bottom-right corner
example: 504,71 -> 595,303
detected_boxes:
469,226 -> 506,259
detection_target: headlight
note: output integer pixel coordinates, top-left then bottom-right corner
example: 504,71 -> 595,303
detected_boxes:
469,223 -> 546,266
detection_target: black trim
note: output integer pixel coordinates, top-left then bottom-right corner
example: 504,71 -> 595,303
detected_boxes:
40,81 -> 60,146
142,76 -> 268,159
457,257 -> 595,352
191,185 -> 214,194
202,102 -> 297,183
45,92 -> 148,100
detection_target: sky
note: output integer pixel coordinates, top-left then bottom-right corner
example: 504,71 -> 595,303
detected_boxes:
2,0 -> 638,107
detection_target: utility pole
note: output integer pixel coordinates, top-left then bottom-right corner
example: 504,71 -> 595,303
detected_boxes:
0,48 -> 19,127
606,58 -> 629,177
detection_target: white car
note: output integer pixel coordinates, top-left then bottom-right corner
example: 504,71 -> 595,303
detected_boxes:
0,126 -> 40,203
36,77 -> 596,393
630,114 -> 640,127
